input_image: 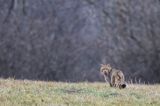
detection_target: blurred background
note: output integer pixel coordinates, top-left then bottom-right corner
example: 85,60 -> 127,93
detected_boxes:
0,0 -> 160,83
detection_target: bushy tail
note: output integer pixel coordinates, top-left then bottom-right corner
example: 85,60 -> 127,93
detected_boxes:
120,84 -> 126,89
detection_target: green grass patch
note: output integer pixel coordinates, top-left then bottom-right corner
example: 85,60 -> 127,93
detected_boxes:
0,79 -> 160,106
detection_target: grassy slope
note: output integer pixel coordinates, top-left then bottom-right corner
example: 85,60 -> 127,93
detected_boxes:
0,79 -> 160,106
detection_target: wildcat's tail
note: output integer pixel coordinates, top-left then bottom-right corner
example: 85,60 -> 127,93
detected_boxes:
120,83 -> 126,89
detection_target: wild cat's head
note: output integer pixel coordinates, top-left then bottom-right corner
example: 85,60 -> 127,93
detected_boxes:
100,64 -> 112,75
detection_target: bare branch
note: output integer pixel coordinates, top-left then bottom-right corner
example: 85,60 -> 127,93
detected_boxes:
3,0 -> 15,23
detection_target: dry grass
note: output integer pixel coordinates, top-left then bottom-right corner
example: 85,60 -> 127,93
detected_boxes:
0,78 -> 160,106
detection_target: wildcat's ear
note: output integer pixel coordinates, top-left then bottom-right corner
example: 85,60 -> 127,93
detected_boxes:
107,64 -> 111,67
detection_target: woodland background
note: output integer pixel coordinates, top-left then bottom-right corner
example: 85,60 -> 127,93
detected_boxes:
0,0 -> 160,83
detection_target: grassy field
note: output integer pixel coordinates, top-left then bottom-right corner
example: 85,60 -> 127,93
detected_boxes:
0,79 -> 160,106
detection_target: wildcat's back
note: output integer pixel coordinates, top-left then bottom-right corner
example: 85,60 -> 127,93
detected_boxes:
111,68 -> 126,88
